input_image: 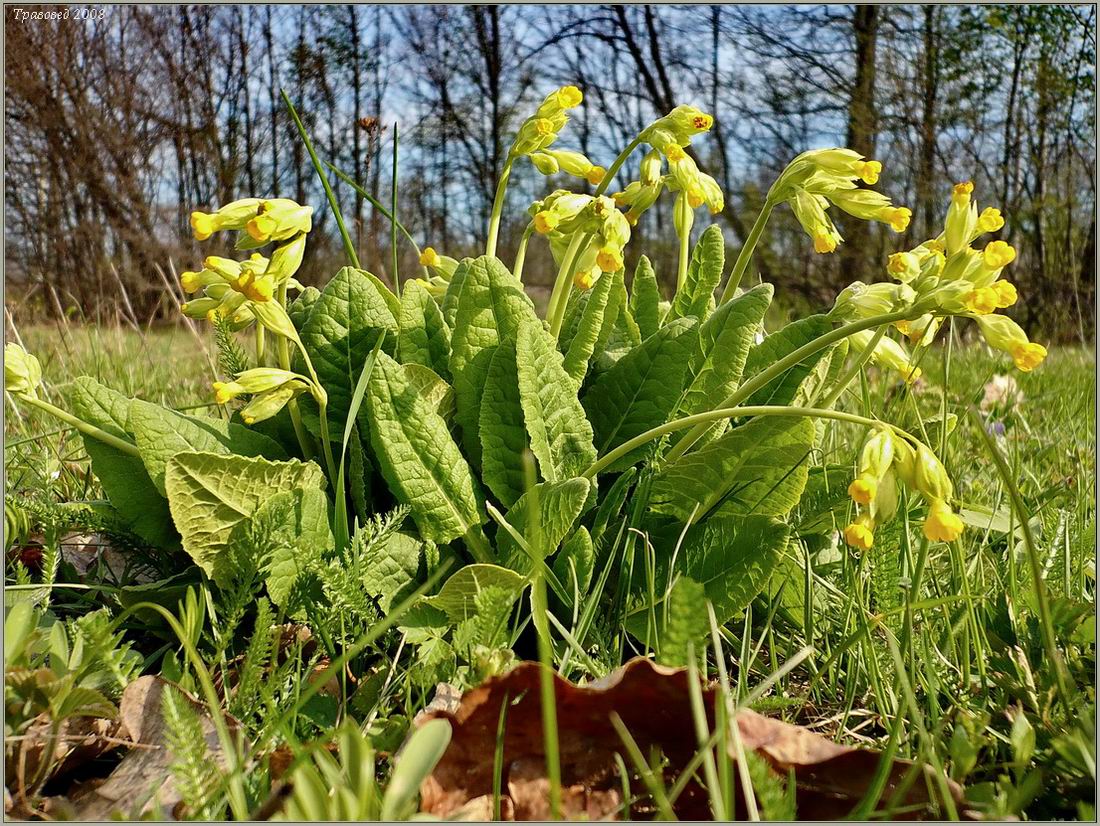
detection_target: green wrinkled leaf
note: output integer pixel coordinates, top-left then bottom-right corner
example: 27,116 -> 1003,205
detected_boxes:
362,532 -> 425,614
678,283 -> 773,422
497,477 -> 591,574
667,224 -> 725,323
583,317 -> 699,472
238,488 -> 332,609
657,577 -> 709,667
629,255 -> 662,340
403,363 -> 455,422
479,341 -> 527,508
299,266 -> 400,430
69,378 -> 177,548
164,452 -> 326,585
552,527 -> 594,611
517,322 -> 596,483
650,416 -> 816,523
440,257 -> 470,330
288,286 -> 321,331
348,426 -> 372,526
363,351 -> 482,545
129,399 -> 286,495
423,564 -> 526,622
448,255 -> 538,463
634,514 -> 790,626
561,270 -> 615,386
591,269 -> 633,372
740,314 -> 833,408
399,278 -> 451,378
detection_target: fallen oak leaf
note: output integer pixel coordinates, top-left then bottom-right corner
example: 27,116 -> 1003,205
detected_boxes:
71,676 -> 245,820
417,657 -> 971,820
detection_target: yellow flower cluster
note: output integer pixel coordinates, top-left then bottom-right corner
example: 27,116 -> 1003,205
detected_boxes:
843,429 -> 964,550
612,107 -> 723,227
184,197 -> 317,423
773,149 -> 910,254
531,191 -> 631,289
182,200 -> 311,330
512,86 -> 583,157
880,182 -> 1045,372
212,368 -> 310,425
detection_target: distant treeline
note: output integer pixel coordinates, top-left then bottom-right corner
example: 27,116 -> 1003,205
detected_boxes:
5,5 -> 1095,339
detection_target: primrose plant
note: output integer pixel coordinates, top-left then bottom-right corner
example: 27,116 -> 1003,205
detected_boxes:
6,84 -> 1047,674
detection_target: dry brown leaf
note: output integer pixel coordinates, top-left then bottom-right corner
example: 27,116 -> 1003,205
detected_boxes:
71,676 -> 243,820
4,713 -> 121,795
418,657 -> 969,820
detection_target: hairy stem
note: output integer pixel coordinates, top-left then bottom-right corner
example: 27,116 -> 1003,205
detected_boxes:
20,396 -> 141,458
546,232 -> 588,337
513,222 -> 535,282
666,308 -> 924,461
676,193 -> 692,293
485,153 -> 516,258
594,135 -> 644,197
719,197 -> 777,303
583,404 -> 917,479
275,283 -> 314,460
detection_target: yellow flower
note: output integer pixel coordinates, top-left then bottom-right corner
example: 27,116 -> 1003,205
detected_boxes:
666,145 -> 687,163
189,198 -> 262,241
190,212 -> 218,241
983,240 -> 1016,270
556,85 -> 583,109
992,280 -> 1017,308
887,251 -> 920,282
844,516 -> 875,551
974,314 -> 1044,372
596,246 -> 623,273
848,475 -> 876,505
1013,342 -> 1047,372
978,207 -> 1005,232
419,247 -> 442,268
246,199 -> 313,243
923,499 -> 964,543
574,268 -> 597,290
964,286 -> 999,315
212,381 -> 244,405
587,166 -> 606,186
236,272 -> 275,303
855,160 -> 882,184
534,118 -> 555,137
952,180 -> 974,200
534,211 -> 559,234
883,206 -> 912,233
814,232 -> 837,254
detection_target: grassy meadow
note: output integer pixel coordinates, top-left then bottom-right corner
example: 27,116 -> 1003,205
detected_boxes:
4,319 -> 1095,819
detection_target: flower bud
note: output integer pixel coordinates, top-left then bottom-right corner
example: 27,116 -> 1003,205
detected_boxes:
4,344 -> 41,399
266,234 -> 306,283
909,443 -> 953,502
239,383 -> 306,425
886,251 -> 921,283
944,182 -> 977,254
530,152 -> 560,176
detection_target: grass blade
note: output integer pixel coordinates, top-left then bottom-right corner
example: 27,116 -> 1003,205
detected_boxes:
281,89 -> 361,270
